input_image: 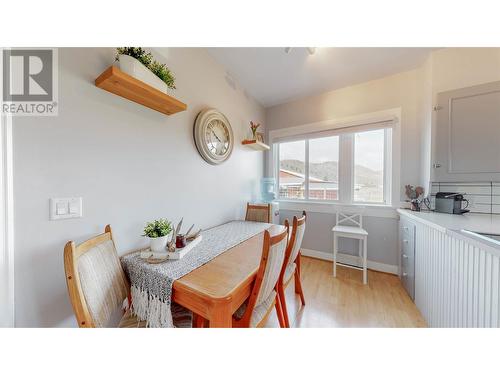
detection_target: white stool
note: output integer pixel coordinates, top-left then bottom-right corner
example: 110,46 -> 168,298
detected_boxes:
332,209 -> 368,284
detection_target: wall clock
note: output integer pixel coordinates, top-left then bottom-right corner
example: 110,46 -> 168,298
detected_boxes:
193,108 -> 234,165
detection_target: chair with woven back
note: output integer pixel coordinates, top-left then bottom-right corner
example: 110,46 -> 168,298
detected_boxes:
232,227 -> 288,328
245,202 -> 271,223
63,224 -> 192,328
278,211 -> 307,328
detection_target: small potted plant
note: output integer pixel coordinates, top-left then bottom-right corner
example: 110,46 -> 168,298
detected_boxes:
250,121 -> 260,139
116,47 -> 176,95
143,218 -> 172,252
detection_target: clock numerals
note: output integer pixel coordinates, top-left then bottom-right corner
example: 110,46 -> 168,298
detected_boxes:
205,119 -> 229,156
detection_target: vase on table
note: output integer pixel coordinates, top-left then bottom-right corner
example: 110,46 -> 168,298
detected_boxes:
149,235 -> 168,252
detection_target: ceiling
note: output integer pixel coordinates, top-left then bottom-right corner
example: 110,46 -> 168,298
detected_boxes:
207,47 -> 436,107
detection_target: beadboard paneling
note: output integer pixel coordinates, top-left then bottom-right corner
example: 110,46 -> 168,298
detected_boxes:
414,220 -> 500,327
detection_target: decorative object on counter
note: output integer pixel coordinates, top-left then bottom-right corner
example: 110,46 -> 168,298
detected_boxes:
116,47 -> 176,92
143,218 -> 172,252
194,108 -> 234,165
250,121 -> 260,139
405,185 -> 425,211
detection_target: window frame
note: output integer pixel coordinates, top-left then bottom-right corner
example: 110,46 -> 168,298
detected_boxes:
270,109 -> 400,208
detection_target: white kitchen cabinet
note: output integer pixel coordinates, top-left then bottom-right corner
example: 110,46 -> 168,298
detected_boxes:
433,80 -> 500,182
398,209 -> 500,327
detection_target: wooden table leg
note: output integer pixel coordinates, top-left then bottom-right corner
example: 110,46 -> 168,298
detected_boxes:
208,300 -> 233,328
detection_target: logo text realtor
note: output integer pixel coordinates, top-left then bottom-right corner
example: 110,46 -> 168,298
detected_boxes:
2,48 -> 58,116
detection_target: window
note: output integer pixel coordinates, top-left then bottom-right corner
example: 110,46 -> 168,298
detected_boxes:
354,129 -> 385,203
309,136 -> 339,200
274,123 -> 392,205
279,140 -> 305,199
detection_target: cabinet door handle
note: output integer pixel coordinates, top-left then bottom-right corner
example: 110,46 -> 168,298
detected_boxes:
402,272 -> 408,277
403,239 -> 408,244
403,226 -> 409,231
402,254 -> 408,259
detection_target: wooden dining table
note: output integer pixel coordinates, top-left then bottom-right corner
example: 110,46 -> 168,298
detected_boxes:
171,223 -> 285,327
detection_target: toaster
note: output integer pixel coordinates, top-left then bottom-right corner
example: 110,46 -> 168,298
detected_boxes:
434,192 -> 469,215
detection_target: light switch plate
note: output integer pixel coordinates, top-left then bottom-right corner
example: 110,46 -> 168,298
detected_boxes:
50,197 -> 83,220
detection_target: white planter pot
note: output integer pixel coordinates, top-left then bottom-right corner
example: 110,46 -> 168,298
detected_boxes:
149,235 -> 169,252
118,54 -> 173,96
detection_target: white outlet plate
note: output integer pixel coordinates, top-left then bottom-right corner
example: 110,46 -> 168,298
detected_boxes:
50,197 -> 82,220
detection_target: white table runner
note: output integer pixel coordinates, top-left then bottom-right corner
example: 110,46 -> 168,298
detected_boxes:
121,221 -> 272,327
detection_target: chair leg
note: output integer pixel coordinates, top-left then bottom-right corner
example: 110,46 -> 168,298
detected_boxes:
278,285 -> 290,328
294,270 -> 306,306
333,233 -> 337,277
294,254 -> 302,290
275,292 -> 286,328
363,237 -> 368,285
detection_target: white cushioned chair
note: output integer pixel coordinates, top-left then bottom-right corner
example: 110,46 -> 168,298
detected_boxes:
278,211 -> 306,328
63,225 -> 192,328
232,227 -> 288,328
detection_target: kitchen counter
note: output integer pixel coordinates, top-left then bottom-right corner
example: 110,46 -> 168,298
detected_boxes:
398,209 -> 500,327
397,208 -> 500,253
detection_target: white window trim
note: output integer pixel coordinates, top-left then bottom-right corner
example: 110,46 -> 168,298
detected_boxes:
0,112 -> 14,327
268,108 -> 401,214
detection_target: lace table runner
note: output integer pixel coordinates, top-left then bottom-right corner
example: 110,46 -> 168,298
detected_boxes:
121,220 -> 272,327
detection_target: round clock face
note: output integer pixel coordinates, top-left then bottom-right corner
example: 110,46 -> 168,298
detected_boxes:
194,109 -> 234,165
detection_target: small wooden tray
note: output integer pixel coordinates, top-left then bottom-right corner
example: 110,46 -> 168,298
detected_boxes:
140,235 -> 202,263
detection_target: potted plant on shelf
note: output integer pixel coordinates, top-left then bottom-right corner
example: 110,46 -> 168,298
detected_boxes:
143,218 -> 172,252
250,121 -> 260,140
115,47 -> 176,95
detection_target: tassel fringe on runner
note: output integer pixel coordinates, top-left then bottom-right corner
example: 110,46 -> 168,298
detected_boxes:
131,284 -> 173,328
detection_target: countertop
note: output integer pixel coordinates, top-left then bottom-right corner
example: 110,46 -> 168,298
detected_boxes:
397,208 -> 500,252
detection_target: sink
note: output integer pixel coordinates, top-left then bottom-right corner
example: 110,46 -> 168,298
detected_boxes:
461,230 -> 500,246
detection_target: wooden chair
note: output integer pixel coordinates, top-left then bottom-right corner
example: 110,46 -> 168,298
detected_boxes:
63,225 -> 192,328
232,227 -> 288,328
278,211 -> 307,328
245,203 -> 271,223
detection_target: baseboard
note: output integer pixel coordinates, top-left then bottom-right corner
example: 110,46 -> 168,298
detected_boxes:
301,248 -> 399,275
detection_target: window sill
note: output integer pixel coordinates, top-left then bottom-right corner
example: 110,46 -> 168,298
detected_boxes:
276,199 -> 398,218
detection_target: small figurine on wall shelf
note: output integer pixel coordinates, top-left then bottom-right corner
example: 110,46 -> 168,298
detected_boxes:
405,185 -> 425,211
250,121 -> 260,139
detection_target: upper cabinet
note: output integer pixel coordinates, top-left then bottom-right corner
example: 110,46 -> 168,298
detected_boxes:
433,81 -> 500,182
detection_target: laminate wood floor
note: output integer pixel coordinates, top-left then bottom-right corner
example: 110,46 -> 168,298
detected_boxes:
264,256 -> 427,328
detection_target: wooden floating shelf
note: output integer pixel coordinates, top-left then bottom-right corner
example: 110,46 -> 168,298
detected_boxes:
95,66 -> 187,116
241,139 -> 270,151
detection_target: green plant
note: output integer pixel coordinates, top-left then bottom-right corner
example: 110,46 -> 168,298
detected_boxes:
143,218 -> 172,238
149,60 -> 176,89
116,47 -> 176,90
116,47 -> 153,67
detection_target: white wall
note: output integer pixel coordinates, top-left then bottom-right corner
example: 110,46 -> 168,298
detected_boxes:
12,48 -> 265,327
